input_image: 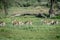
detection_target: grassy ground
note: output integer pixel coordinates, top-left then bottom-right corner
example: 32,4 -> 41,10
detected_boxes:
0,6 -> 60,40
0,15 -> 60,40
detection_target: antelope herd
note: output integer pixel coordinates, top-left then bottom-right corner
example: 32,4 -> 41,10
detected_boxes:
41,19 -> 59,25
12,20 -> 32,25
0,19 -> 59,26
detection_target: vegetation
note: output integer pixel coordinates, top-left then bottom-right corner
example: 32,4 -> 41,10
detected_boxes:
0,15 -> 60,40
0,0 -> 60,40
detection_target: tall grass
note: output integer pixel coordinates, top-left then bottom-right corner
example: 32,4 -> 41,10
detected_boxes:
0,16 -> 60,40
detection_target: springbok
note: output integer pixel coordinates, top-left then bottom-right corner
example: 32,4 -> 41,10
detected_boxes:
0,21 -> 6,26
24,20 -> 32,25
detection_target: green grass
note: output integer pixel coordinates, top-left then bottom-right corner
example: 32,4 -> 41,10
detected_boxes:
0,15 -> 60,40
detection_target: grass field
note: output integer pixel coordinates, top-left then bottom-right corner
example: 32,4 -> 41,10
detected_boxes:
0,15 -> 60,40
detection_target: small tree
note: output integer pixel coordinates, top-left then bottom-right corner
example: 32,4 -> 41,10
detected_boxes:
0,0 -> 15,16
2,0 -> 8,15
49,0 -> 55,18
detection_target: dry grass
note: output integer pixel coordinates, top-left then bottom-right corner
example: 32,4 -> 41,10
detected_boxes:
8,6 -> 49,15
